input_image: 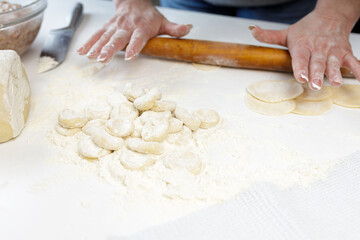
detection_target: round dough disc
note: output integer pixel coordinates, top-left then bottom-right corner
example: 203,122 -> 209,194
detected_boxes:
292,99 -> 332,115
297,85 -> 333,101
244,93 -> 296,116
332,84 -> 360,108
247,80 -> 303,103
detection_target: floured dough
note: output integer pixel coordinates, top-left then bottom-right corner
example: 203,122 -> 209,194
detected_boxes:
107,91 -> 128,107
332,84 -> 360,108
82,119 -> 106,136
244,92 -> 296,116
126,137 -> 164,155
193,109 -> 220,129
123,83 -> 146,102
247,80 -> 303,103
0,50 -> 30,143
92,128 -> 124,150
58,109 -> 88,128
151,100 -> 176,112
78,136 -> 111,159
105,118 -> 134,138
84,102 -> 112,120
140,111 -> 171,142
111,101 -> 139,120
119,149 -> 155,170
131,118 -> 143,138
55,124 -> 81,136
163,151 -> 202,174
133,88 -> 161,111
166,126 -> 193,145
297,85 -> 333,101
292,99 -> 332,115
168,118 -> 183,134
174,106 -> 201,131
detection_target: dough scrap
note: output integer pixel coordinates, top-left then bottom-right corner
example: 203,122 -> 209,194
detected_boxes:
174,106 -> 201,131
133,88 -> 161,111
244,92 -> 296,116
140,111 -> 171,142
151,100 -> 176,112
332,84 -> 360,108
247,80 -> 303,103
82,119 -> 106,136
58,109 -> 87,129
131,117 -> 143,138
297,85 -> 333,101
92,128 -> 124,151
78,136 -> 111,159
105,118 -> 134,138
110,101 -> 139,120
168,118 -> 183,134
55,124 -> 81,136
119,149 -> 155,170
292,99 -> 332,115
163,151 -> 202,175
126,137 -> 164,155
107,91 -> 128,107
84,102 -> 112,120
123,83 -> 146,102
193,109 -> 220,129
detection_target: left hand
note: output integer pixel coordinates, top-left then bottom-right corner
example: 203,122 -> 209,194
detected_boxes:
250,10 -> 360,90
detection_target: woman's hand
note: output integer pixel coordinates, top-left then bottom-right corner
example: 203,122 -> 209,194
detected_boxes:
77,0 -> 192,63
250,0 -> 360,90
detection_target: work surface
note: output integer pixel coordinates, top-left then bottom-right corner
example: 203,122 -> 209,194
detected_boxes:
1,0 -> 360,239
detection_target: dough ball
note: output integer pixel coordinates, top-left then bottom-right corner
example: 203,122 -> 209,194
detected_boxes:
151,100 -> 176,112
244,92 -> 296,116
82,119 -> 106,136
247,80 -> 303,103
193,109 -> 220,129
126,137 -> 164,155
58,109 -> 88,129
119,149 -> 155,170
105,118 -> 135,138
0,50 -> 30,143
297,85 -> 333,101
292,99 -> 332,115
84,102 -> 112,120
78,136 -> 111,159
163,151 -> 202,175
332,84 -> 360,108
174,106 -> 201,131
55,124 -> 81,136
92,128 -> 124,151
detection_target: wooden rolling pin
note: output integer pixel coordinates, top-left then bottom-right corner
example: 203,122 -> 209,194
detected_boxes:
140,37 -> 354,78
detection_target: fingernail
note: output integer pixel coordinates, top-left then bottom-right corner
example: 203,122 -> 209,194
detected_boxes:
97,52 -> 108,62
300,72 -> 309,82
125,50 -> 135,61
248,25 -> 257,30
77,47 -> 84,54
186,24 -> 193,30
87,50 -> 95,57
311,79 -> 322,90
333,75 -> 342,84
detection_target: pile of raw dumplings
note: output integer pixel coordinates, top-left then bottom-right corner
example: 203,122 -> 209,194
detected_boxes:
245,80 -> 360,116
55,83 -> 220,172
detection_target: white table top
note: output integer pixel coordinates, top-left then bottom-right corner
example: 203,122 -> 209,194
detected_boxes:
1,0 -> 360,239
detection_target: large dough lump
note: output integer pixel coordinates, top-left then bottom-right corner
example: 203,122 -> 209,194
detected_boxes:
0,50 -> 30,143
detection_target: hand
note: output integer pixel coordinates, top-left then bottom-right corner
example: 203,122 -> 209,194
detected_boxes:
250,9 -> 360,90
77,0 -> 192,63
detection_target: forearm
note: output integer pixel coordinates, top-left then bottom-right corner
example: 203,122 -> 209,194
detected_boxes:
114,0 -> 152,9
315,0 -> 360,32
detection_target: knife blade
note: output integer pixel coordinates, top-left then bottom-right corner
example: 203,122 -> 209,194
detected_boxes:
38,3 -> 83,73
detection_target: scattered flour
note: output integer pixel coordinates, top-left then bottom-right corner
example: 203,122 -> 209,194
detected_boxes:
37,56 -> 59,73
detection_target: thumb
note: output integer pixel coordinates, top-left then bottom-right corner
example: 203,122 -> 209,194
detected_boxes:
249,25 -> 288,47
159,19 -> 193,38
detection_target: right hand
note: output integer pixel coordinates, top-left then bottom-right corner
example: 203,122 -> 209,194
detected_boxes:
77,0 -> 192,63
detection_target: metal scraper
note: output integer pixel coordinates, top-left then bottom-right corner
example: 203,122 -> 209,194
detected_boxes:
38,3 -> 83,73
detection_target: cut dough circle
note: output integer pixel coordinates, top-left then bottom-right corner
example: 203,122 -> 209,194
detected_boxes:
58,109 -> 88,129
92,128 -> 124,151
55,124 -> 81,136
292,99 -> 332,115
298,85 -> 333,101
126,137 -> 164,155
193,109 -> 220,129
244,92 -> 296,116
162,151 -> 202,175
332,84 -> 360,108
78,136 -> 111,159
247,80 -> 303,103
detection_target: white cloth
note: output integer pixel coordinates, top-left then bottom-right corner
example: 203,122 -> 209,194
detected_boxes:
111,150 -> 360,240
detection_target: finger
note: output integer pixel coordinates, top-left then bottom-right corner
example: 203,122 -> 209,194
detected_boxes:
78,28 -> 106,55
309,52 -> 326,90
342,54 -> 360,81
249,25 -> 287,46
97,29 -> 131,63
325,55 -> 342,87
289,45 -> 311,83
160,19 -> 193,38
124,29 -> 150,61
87,27 -> 116,59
